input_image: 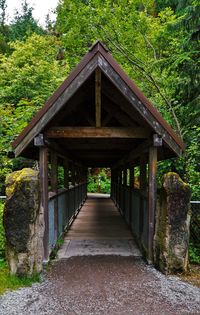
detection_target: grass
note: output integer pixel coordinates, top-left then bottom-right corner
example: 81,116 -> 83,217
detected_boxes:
0,259 -> 41,295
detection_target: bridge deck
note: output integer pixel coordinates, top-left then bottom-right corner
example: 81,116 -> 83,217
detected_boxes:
66,193 -> 133,240
57,194 -> 141,258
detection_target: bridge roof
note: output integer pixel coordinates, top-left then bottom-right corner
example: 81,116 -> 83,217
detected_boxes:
12,41 -> 184,166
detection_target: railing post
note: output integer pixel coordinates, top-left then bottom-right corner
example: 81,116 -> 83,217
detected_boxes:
64,159 -> 69,190
51,150 -> 58,239
129,167 -> 134,226
140,156 -> 147,243
148,146 -> 157,263
39,146 -> 49,262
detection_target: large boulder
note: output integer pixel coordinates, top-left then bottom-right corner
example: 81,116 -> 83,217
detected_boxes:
154,172 -> 191,274
3,168 -> 44,276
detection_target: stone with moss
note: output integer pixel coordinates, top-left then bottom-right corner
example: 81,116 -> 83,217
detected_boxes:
3,168 -> 44,276
154,172 -> 191,274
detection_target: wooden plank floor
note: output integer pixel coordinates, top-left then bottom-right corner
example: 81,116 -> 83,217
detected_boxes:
65,193 -> 133,240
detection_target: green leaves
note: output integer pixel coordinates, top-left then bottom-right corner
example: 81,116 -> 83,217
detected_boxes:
0,33 -> 69,193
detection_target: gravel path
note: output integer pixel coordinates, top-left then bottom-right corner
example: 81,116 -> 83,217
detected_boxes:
1,256 -> 200,315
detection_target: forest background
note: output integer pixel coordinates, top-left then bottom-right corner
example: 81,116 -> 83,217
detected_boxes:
0,0 -> 199,197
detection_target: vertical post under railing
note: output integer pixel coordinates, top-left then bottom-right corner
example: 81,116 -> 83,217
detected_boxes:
119,169 -> 122,210
39,146 -> 49,262
110,168 -> 114,199
140,156 -> 147,242
123,167 -> 127,216
129,167 -> 134,226
148,146 -> 157,263
51,150 -> 58,239
64,159 -> 69,190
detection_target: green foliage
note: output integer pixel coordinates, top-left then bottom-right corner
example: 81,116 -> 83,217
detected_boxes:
8,0 -> 44,42
87,169 -> 110,194
189,243 -> 200,264
0,201 -> 5,258
0,33 -> 69,194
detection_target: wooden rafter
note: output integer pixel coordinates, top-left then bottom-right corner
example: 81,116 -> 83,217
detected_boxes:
45,127 -> 149,139
95,68 -> 101,127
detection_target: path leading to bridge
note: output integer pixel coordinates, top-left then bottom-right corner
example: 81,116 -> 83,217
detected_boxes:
1,194 -> 200,315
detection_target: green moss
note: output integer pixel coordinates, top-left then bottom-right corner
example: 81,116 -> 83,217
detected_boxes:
5,168 -> 37,198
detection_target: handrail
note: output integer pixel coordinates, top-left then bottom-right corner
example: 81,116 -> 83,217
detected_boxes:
48,182 -> 87,249
48,182 -> 87,200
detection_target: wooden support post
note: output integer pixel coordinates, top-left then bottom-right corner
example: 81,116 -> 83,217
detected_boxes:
129,167 -> 134,225
95,68 -> 101,127
64,159 -> 69,189
139,156 -> 147,240
148,146 -> 157,263
130,167 -> 134,188
39,146 -> 49,262
123,168 -> 127,186
119,169 -> 122,210
51,151 -> 57,192
50,151 -> 58,239
71,164 -> 75,186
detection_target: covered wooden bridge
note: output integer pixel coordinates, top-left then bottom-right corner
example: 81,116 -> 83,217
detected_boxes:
12,41 -> 184,263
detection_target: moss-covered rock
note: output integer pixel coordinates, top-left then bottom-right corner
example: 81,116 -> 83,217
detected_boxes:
3,168 -> 44,276
154,172 -> 191,274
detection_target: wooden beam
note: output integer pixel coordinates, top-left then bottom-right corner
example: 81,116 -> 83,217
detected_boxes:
148,146 -> 157,263
50,150 -> 57,192
95,68 -> 101,127
45,127 -> 149,139
39,146 -> 49,262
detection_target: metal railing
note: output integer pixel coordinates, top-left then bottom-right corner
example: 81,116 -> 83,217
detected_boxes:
111,182 -> 148,253
48,182 -> 87,248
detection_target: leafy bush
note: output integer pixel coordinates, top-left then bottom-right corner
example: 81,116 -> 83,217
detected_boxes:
0,201 -> 5,258
189,243 -> 200,265
87,169 -> 110,194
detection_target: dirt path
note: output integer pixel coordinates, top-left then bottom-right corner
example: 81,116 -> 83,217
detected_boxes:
1,256 -> 200,315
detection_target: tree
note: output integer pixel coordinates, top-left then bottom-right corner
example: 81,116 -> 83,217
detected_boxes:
9,0 -> 44,41
0,33 -> 69,193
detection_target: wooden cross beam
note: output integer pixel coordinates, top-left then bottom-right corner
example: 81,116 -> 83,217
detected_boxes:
45,127 -> 149,139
